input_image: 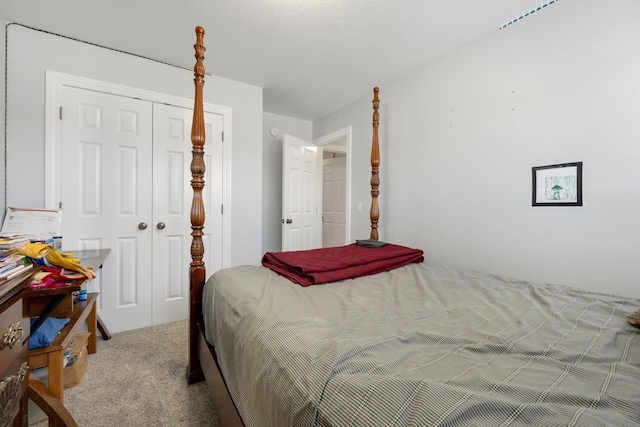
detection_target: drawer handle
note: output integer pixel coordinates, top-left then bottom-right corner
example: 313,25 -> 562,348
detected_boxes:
1,322 -> 23,350
0,363 -> 27,418
18,362 -> 29,382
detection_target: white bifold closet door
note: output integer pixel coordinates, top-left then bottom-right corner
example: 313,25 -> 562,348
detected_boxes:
60,86 -> 222,333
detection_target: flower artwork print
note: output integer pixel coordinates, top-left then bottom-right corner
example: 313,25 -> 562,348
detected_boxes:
532,162 -> 582,206
544,175 -> 577,201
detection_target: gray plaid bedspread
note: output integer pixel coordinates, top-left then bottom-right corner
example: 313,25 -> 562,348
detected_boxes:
203,262 -> 640,426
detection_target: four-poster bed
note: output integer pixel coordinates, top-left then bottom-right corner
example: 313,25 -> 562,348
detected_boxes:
187,27 -> 640,427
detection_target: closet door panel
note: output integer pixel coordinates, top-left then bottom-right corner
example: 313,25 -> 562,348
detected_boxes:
152,103 -> 223,325
60,86 -> 153,332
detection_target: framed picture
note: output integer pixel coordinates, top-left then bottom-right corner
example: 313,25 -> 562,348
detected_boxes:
532,162 -> 582,206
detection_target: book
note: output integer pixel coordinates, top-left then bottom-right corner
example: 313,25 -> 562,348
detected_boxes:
0,234 -> 30,250
6,263 -> 33,280
0,256 -> 31,279
0,264 -> 36,300
0,253 -> 24,266
0,261 -> 22,276
0,233 -> 25,240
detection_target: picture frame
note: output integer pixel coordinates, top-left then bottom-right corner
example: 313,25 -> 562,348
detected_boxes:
532,162 -> 582,207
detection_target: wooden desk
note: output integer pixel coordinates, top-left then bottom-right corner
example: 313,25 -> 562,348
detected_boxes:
0,268 -> 78,425
0,259 -> 95,426
26,292 -> 98,402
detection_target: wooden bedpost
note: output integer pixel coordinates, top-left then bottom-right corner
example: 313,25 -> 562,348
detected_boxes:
187,25 -> 207,384
370,87 -> 380,240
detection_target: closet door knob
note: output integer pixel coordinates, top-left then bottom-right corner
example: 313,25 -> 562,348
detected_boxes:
157,222 -> 166,230
138,222 -> 148,230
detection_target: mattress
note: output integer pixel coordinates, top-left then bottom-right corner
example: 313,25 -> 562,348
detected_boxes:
203,262 -> 640,427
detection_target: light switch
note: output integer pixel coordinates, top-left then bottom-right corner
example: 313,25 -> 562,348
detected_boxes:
357,202 -> 362,213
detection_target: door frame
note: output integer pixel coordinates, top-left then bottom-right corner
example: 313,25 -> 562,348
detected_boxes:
314,126 -> 352,246
44,71 -> 232,268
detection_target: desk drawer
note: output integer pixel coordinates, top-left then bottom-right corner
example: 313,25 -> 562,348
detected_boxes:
0,296 -> 29,426
26,292 -> 74,318
0,299 -> 28,374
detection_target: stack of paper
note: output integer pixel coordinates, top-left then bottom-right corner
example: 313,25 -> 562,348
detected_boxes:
0,234 -> 30,251
0,207 -> 62,241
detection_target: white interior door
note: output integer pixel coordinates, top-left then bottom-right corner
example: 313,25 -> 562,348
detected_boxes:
282,134 -> 318,251
322,154 -> 347,248
60,86 -> 153,332
151,104 -> 223,324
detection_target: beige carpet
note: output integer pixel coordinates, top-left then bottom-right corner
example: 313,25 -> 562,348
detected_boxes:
33,320 -> 220,426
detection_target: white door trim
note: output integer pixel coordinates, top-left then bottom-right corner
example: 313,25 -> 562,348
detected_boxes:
314,127 -> 352,245
44,70 -> 232,268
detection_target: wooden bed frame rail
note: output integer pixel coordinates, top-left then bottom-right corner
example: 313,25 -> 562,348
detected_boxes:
186,26 -> 382,425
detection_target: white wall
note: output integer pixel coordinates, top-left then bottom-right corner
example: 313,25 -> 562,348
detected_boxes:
1,20 -> 6,216
5,24 -> 263,266
314,96 -> 376,243
262,112 -> 312,254
314,0 -> 640,299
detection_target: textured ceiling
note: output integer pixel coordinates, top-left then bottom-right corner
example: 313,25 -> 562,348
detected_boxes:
1,0 -> 555,120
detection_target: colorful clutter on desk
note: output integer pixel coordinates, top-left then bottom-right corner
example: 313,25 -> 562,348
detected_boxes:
28,267 -> 87,289
16,243 -> 96,280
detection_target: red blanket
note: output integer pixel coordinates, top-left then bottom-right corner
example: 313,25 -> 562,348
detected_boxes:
262,243 -> 424,286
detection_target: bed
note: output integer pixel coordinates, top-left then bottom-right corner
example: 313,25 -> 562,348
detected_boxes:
186,27 -> 640,426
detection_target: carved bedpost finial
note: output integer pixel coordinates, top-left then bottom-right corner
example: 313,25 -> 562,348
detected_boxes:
370,87 -> 380,240
188,26 -> 207,384
191,26 -> 206,270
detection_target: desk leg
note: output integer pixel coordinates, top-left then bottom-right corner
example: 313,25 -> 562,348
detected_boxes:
97,315 -> 112,341
47,351 -> 65,402
87,300 -> 98,354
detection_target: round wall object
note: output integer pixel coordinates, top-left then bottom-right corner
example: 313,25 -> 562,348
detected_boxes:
270,127 -> 280,137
